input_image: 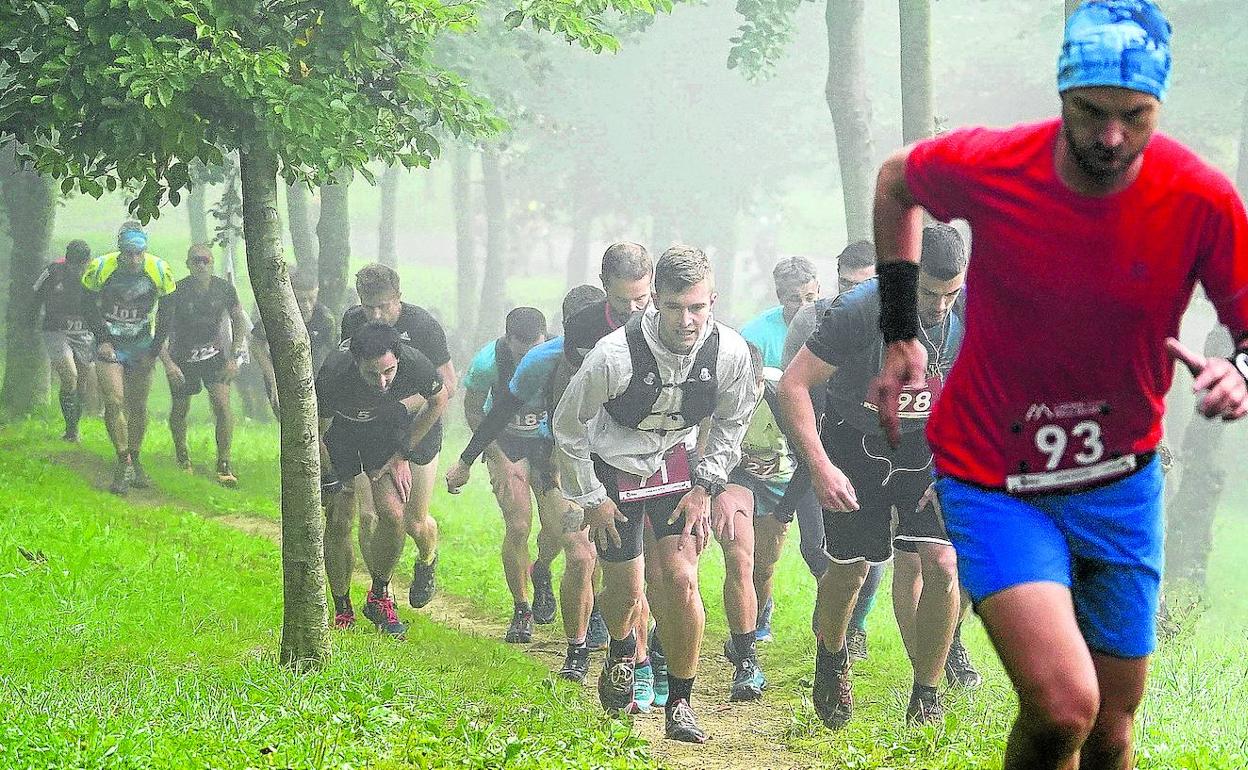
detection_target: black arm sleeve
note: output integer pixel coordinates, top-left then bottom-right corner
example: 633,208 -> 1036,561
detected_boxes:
459,388 -> 525,465
83,288 -> 106,339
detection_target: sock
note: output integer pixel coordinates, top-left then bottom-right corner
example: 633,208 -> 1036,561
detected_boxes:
650,627 -> 664,657
567,638 -> 586,649
515,601 -> 531,614
952,619 -> 964,645
731,631 -> 757,662
59,391 -> 80,432
667,675 -> 694,706
912,682 -> 938,698
608,632 -> 637,660
848,563 -> 884,631
531,561 -> 551,579
818,640 -> 849,669
636,656 -> 650,669
333,594 -> 352,614
371,578 -> 389,598
419,551 -> 437,566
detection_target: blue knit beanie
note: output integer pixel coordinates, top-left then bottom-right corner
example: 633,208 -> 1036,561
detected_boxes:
1058,0 -> 1172,102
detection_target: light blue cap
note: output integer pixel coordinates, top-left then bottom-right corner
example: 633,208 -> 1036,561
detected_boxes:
1058,0 -> 1172,102
117,228 -> 148,252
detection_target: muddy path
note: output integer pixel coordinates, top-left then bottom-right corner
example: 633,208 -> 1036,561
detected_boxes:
52,446 -> 816,769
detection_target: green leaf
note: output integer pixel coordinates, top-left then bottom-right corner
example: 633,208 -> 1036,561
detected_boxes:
503,10 -> 525,29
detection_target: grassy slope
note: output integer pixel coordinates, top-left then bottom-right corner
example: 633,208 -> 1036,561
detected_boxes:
0,430 -> 650,770
9,392 -> 1245,769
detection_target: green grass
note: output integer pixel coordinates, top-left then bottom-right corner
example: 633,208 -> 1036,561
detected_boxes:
4,398 -> 1248,767
0,428 -> 651,769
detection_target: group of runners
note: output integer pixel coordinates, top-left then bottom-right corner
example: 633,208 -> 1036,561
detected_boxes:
31,2 -> 1248,766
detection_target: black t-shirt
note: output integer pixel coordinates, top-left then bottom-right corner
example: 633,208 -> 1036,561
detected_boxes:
562,299 -> 630,369
339,303 -> 451,368
167,276 -> 241,363
806,278 -> 963,437
315,344 -> 443,441
33,261 -> 89,332
253,302 -> 337,373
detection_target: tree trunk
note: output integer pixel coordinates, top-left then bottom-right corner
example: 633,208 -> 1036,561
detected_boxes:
377,164 -> 399,268
1236,85 -> 1248,200
188,182 -> 209,245
317,171 -> 352,315
476,150 -> 508,344
452,149 -> 479,356
825,0 -> 875,242
714,217 -> 740,325
287,182 -> 318,272
239,140 -> 328,670
565,213 -> 592,287
1164,326 -> 1234,591
0,151 -> 54,416
899,0 -> 935,144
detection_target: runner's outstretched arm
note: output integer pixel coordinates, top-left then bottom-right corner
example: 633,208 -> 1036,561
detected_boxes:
458,389 -> 524,467
778,348 -> 857,512
872,147 -> 930,447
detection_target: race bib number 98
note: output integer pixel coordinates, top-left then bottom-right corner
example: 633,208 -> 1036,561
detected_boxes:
1006,401 -> 1137,493
863,377 -> 943,420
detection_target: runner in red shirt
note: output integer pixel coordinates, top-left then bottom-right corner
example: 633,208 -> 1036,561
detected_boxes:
869,3 -> 1248,768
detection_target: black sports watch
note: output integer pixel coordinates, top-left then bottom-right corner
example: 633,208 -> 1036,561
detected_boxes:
693,475 -> 726,498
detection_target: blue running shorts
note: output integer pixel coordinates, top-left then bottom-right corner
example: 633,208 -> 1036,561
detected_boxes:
934,455 -> 1163,658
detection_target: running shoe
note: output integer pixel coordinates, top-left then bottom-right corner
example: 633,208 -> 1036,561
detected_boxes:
812,647 -> 853,730
109,458 -> 133,496
630,662 -> 655,713
362,589 -> 407,637
216,461 -> 238,488
730,655 -> 766,702
945,637 -> 983,688
586,608 -> 609,651
651,646 -> 669,707
847,626 -> 869,663
558,644 -> 590,684
906,686 -> 944,726
409,554 -> 437,608
597,655 -> 634,714
755,596 -> 774,643
130,457 -> 151,489
664,699 -> 708,744
505,607 -> 534,644
333,610 -> 356,630
530,564 -> 556,625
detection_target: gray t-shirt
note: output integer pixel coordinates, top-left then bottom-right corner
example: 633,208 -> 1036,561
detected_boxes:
804,279 -> 963,437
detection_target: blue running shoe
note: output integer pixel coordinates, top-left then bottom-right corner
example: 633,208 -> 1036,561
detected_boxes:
755,596 -> 774,643
651,647 -> 669,707
630,662 -> 655,713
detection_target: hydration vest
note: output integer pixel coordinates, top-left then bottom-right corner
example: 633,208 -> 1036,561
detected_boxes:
603,314 -> 720,433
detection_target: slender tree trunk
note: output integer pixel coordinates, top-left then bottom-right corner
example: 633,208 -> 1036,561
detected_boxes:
1236,85 -> 1248,200
1164,326 -> 1234,591
825,0 -> 875,241
565,214 -> 592,287
377,164 -> 399,268
899,0 -> 935,144
239,141 -> 328,670
317,171 -> 352,315
476,150 -> 508,344
287,182 -> 318,272
714,216 -> 740,325
188,183 -> 209,245
0,151 -> 53,416
452,149 -> 479,356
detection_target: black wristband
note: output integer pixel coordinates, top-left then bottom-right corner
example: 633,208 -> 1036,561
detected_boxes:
693,475 -> 725,498
877,261 -> 921,343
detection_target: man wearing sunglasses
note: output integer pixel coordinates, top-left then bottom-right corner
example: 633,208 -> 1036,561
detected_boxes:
160,244 -> 250,486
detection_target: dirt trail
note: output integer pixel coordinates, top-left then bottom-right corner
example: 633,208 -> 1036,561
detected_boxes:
52,447 -> 816,769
